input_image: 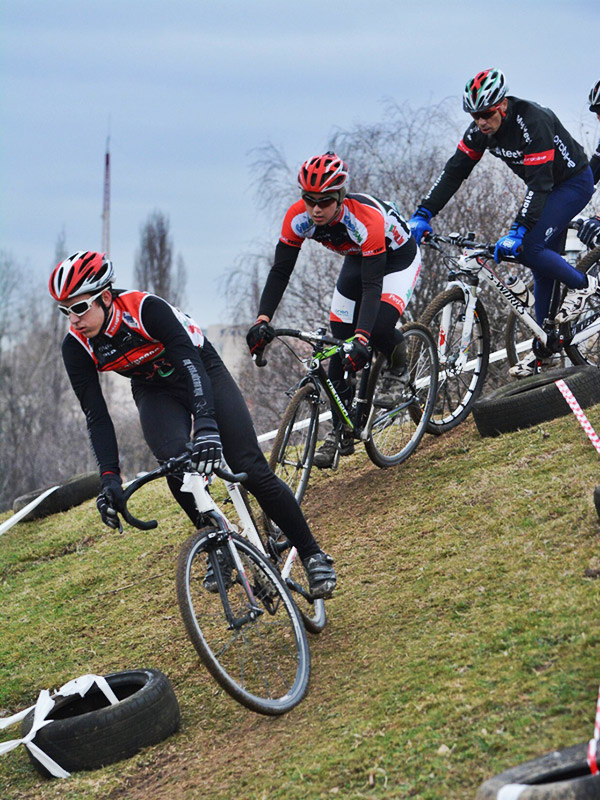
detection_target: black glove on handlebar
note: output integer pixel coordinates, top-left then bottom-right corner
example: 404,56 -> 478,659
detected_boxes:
188,428 -> 223,475
96,473 -> 125,530
342,335 -> 371,372
246,320 -> 275,355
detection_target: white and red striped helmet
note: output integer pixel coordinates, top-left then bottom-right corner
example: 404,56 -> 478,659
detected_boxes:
49,251 -> 114,301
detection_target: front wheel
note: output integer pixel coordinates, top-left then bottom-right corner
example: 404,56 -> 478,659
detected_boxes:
564,246 -> 600,367
176,528 -> 311,715
419,286 -> 490,433
364,322 -> 438,468
269,383 -> 320,504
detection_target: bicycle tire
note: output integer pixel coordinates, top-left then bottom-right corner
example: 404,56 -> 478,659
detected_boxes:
419,286 -> 490,434
239,487 -> 327,636
564,246 -> 600,368
176,528 -> 310,715
364,322 -> 438,468
505,277 -> 537,366
472,365 -> 600,437
476,741 -> 597,799
269,382 -> 320,504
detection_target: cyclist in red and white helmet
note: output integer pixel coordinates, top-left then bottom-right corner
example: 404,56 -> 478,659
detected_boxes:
246,151 -> 422,468
576,80 -> 600,249
50,253 -> 336,599
408,67 -> 596,378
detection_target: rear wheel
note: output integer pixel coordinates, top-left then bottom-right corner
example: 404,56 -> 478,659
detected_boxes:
176,529 -> 310,715
419,286 -> 490,433
564,246 -> 600,367
364,322 -> 438,468
269,383 -> 320,504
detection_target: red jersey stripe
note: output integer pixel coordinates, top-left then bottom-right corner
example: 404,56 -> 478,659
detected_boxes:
523,149 -> 555,166
457,139 -> 484,161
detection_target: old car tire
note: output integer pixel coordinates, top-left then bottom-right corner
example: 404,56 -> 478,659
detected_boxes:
12,472 -> 101,521
20,669 -> 180,775
472,366 -> 600,438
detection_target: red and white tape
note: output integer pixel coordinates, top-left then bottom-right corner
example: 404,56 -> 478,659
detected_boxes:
555,379 -> 600,456
555,378 -> 600,774
588,682 -> 600,775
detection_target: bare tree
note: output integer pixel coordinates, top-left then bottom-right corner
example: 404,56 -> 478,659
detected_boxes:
134,210 -> 187,306
226,100 -> 531,435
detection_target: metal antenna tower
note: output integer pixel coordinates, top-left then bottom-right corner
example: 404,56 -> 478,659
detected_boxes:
101,135 -> 111,256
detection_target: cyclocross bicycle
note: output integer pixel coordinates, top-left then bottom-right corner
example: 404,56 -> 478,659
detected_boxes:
260,322 -> 438,500
419,229 -> 600,434
118,453 -> 311,715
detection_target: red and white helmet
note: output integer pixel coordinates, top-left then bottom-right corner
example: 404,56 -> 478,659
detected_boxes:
49,251 -> 114,302
298,152 -> 349,194
463,68 -> 508,113
589,79 -> 600,113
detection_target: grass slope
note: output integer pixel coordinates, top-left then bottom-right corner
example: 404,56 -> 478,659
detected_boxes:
2,412 -> 600,800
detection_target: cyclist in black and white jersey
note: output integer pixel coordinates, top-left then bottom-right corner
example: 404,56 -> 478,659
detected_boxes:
49,251 -> 337,598
577,80 -> 600,249
408,68 -> 596,378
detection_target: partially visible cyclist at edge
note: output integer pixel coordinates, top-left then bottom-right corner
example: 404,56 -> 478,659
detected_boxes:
408,67 -> 596,378
576,80 -> 600,250
49,251 -> 336,599
246,152 -> 422,468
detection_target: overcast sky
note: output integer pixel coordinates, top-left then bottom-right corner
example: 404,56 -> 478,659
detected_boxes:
2,0 -> 599,326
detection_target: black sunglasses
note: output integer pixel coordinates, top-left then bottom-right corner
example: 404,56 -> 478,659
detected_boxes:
302,194 -> 338,209
471,106 -> 500,121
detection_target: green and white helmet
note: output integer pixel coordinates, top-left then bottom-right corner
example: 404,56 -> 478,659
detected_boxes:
463,68 -> 508,113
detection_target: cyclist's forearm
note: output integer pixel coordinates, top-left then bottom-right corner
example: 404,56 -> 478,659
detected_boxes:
258,241 -> 300,319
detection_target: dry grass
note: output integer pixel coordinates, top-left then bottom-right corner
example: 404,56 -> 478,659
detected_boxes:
2,411 -> 600,799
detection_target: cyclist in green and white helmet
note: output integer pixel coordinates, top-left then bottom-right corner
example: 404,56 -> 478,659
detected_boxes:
462,67 -> 508,114
408,68 -> 596,378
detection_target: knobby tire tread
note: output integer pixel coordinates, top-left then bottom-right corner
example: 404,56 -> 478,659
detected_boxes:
176,528 -> 310,715
269,383 -> 319,505
419,286 -> 490,434
472,365 -> 600,437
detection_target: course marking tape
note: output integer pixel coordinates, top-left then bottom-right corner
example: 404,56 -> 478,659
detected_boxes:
555,379 -> 600,456
555,378 -> 600,775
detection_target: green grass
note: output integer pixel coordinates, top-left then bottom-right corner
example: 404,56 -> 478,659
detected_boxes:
2,410 -> 600,799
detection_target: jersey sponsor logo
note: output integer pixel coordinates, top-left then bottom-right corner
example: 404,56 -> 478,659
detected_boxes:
387,224 -> 406,248
553,135 -> 576,168
123,311 -> 141,329
381,292 -> 406,314
523,149 -> 554,166
341,209 -> 365,244
520,190 -> 534,216
458,139 -> 484,161
491,146 -> 524,161
292,216 -> 315,237
516,114 -> 532,144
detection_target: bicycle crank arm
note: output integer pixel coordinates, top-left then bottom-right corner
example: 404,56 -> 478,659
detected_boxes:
285,577 -> 315,604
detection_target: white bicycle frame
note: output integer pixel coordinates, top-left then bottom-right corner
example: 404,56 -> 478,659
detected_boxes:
180,466 -> 301,585
438,249 -> 547,375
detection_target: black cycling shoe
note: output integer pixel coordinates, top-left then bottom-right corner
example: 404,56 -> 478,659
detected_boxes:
374,368 -> 409,409
301,551 -> 337,599
374,339 -> 409,409
203,548 -> 234,593
313,431 -> 355,469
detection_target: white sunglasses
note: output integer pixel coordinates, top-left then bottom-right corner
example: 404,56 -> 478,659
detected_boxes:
58,289 -> 105,318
